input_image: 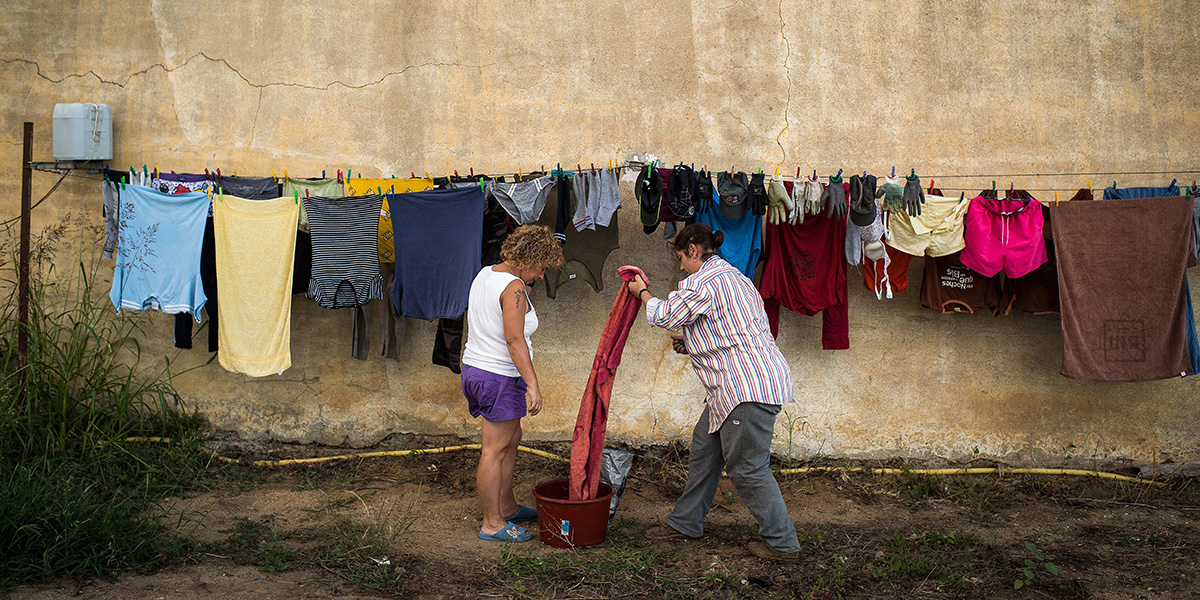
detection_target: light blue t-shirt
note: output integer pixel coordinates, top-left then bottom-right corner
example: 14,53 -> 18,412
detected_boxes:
109,184 -> 209,321
695,187 -> 762,279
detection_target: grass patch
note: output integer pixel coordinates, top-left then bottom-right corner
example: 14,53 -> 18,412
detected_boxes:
311,497 -> 417,593
867,529 -> 998,590
0,225 -> 215,590
208,519 -> 299,572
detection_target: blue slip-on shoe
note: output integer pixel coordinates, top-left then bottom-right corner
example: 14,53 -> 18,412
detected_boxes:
479,523 -> 533,543
506,504 -> 538,523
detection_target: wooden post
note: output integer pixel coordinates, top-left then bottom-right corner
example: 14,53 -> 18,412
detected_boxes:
17,121 -> 32,408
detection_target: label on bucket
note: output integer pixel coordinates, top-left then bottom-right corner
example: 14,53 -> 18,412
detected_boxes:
560,520 -> 570,537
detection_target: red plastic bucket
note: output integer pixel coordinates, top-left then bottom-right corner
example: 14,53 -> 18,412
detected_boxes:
531,479 -> 614,548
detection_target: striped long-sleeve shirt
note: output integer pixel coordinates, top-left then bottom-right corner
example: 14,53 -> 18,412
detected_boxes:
645,256 -> 792,433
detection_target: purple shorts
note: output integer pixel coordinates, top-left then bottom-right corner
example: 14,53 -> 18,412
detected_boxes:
461,364 -> 527,422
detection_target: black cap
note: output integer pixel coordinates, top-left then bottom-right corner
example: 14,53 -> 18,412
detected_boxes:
717,171 -> 749,220
637,166 -> 663,232
849,175 -> 877,226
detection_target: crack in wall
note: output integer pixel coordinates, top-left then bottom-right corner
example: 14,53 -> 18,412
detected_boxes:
775,0 -> 793,165
2,53 -> 490,91
249,87 -> 262,144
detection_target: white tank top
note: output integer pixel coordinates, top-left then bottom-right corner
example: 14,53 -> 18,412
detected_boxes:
462,266 -> 538,378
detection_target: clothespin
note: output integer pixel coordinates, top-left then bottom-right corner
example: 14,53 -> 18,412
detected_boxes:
518,167 -> 522,180
411,172 -> 416,179
758,167 -> 763,175
285,169 -> 289,180
1010,182 -> 1014,194
470,167 -> 474,177
591,163 -> 596,174
142,164 -> 147,176
391,174 -> 396,180
796,167 -> 801,178
910,168 -> 916,178
217,168 -> 222,179
305,189 -> 310,200
992,181 -> 997,194
294,190 -> 299,204
835,169 -> 843,179
217,186 -> 223,200
391,185 -> 395,195
455,170 -> 459,179
775,166 -> 780,177
1054,191 -> 1060,206
480,178 -> 486,193
1112,180 -> 1117,190
425,171 -> 431,180
377,186 -> 382,195
205,168 -> 210,178
929,180 -> 935,193
1087,180 -> 1092,194
121,175 -> 126,190
155,165 -> 159,178
1169,178 -> 1177,188
813,169 -> 817,180
577,164 -> 582,175
608,159 -> 612,172
272,168 -> 277,180
891,166 -> 896,178
322,170 -> 326,179
232,169 -> 237,177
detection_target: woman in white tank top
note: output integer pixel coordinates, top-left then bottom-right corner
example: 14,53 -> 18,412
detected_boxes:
462,225 -> 564,542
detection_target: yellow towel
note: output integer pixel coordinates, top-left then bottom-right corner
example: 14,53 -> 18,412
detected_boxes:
214,194 -> 300,377
345,177 -> 434,263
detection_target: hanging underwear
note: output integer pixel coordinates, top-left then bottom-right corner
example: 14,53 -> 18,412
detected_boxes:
305,194 -> 385,309
492,175 -> 555,225
537,177 -> 620,299
571,171 -> 593,230
862,244 -> 912,296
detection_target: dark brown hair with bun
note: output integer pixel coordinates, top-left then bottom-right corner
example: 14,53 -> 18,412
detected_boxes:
672,223 -> 724,260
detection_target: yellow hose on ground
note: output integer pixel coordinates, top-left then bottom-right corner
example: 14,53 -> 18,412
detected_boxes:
124,437 -> 1164,486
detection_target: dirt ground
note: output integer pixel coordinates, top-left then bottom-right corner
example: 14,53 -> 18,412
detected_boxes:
10,439 -> 1200,599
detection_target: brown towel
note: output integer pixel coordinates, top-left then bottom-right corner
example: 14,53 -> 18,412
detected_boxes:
1053,196 -> 1194,381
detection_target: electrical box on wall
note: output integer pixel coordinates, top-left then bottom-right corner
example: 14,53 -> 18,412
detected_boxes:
52,103 -> 112,161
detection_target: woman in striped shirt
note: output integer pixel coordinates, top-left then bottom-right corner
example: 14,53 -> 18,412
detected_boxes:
627,223 -> 802,562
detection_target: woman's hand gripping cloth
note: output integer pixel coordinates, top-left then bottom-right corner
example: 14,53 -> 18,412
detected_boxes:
568,266 -> 646,501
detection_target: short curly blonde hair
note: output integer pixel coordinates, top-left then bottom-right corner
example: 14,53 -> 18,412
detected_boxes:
500,225 -> 565,270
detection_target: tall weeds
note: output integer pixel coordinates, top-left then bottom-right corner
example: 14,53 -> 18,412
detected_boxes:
0,215 -> 211,588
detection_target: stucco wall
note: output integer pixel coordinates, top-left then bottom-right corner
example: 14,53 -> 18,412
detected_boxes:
2,1 -> 1198,464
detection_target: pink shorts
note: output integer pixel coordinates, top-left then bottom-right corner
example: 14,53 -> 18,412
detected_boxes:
960,196 -> 1048,278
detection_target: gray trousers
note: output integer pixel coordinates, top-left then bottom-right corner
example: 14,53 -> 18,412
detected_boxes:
665,402 -> 801,553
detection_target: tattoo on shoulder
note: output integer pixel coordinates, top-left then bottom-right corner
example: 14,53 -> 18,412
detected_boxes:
512,289 -> 526,305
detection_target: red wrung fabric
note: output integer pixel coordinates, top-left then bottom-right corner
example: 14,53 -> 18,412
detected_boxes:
568,265 -> 645,500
